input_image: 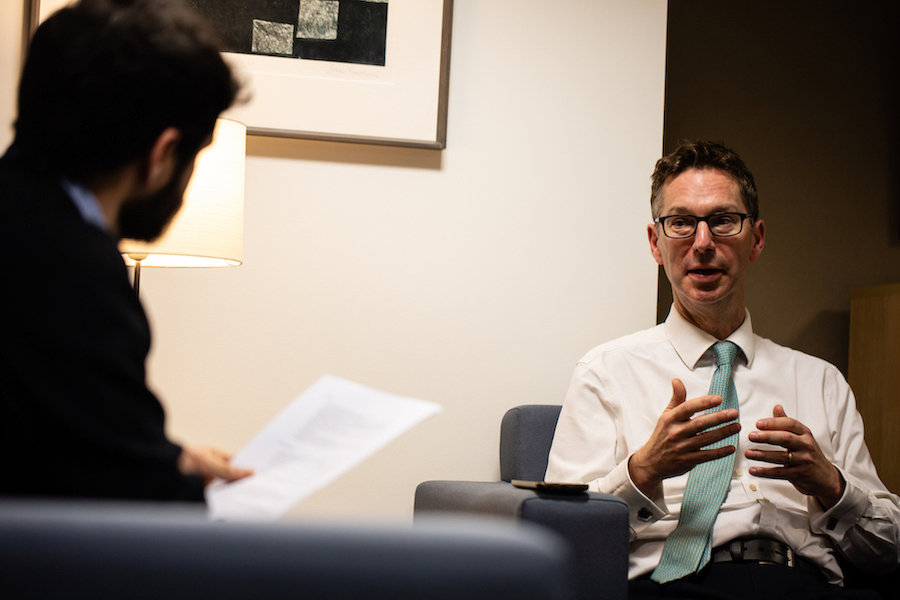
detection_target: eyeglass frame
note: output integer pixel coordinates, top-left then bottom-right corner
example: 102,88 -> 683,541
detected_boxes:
653,212 -> 753,239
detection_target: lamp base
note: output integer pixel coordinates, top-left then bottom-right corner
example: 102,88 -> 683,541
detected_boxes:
126,253 -> 148,298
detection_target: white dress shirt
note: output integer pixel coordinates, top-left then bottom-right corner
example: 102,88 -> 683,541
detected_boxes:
545,307 -> 900,584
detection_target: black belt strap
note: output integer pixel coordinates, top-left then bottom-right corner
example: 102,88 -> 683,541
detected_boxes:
711,538 -> 794,567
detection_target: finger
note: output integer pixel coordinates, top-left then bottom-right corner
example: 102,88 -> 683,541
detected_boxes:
219,464 -> 254,483
692,422 -> 742,449
754,416 -> 805,435
686,445 -> 737,464
667,379 -> 687,410
748,429 -> 796,447
202,456 -> 253,483
675,394 -> 725,421
755,405 -> 796,432
748,465 -> 791,480
745,448 -> 792,466
207,446 -> 225,457
749,421 -> 809,447
183,445 -> 253,483
689,407 -> 740,434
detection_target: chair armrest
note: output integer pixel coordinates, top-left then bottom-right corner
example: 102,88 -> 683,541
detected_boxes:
415,481 -> 629,600
415,480 -> 545,518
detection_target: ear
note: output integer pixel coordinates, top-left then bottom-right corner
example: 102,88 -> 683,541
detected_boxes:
141,127 -> 182,191
648,223 -> 664,265
749,218 -> 765,262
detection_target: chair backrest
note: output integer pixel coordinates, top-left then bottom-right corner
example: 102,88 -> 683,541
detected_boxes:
499,405 -> 562,482
0,500 -> 572,600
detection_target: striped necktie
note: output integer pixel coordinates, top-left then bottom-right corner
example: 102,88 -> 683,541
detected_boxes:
651,340 -> 740,584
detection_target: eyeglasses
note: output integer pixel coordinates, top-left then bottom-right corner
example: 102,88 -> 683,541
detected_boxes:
654,213 -> 751,239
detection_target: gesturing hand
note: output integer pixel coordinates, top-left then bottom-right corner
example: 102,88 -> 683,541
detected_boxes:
746,405 -> 844,509
629,378 -> 741,498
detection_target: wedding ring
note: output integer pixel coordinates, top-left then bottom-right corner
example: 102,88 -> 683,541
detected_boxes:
785,451 -> 793,467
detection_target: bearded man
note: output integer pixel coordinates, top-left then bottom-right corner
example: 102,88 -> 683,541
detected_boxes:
0,0 -> 251,501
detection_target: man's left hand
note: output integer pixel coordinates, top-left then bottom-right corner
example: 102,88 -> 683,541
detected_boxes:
746,405 -> 845,509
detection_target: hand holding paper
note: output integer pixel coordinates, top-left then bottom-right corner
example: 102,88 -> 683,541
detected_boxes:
206,375 -> 442,521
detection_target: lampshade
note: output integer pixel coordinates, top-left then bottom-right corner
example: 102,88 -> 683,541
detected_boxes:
120,118 -> 246,268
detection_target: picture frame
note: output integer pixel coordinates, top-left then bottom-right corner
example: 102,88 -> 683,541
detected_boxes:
26,0 -> 454,149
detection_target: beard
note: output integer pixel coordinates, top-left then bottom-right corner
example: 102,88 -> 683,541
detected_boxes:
116,158 -> 192,242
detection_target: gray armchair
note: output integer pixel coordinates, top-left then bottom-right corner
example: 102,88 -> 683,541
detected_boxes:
0,499 -> 572,600
415,405 -> 629,600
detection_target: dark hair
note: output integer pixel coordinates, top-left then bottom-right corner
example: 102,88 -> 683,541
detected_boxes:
650,141 -> 759,221
15,0 -> 240,180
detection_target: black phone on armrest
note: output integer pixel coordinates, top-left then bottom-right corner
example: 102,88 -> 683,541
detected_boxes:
511,480 -> 588,493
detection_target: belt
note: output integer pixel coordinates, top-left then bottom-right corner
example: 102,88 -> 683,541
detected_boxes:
711,538 -> 795,567
710,538 -> 824,581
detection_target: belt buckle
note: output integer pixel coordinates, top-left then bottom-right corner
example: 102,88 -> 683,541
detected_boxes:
764,540 -> 794,568
728,538 -> 794,568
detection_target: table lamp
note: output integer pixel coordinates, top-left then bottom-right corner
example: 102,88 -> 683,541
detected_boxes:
119,118 -> 246,295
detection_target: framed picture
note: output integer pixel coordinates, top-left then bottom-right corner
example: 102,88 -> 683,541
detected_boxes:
26,0 -> 454,149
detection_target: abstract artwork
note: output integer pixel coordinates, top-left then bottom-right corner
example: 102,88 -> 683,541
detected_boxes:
190,0 -> 389,66
29,0 -> 454,148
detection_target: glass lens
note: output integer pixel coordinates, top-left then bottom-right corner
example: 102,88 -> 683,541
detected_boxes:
665,216 -> 697,237
708,214 -> 741,235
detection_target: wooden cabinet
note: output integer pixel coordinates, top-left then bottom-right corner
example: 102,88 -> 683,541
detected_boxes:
848,283 -> 900,494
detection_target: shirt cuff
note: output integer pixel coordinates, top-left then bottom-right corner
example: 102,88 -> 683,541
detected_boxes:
600,456 -> 668,539
808,465 -> 867,539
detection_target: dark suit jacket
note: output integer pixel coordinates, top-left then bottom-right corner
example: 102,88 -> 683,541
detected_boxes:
0,149 -> 204,501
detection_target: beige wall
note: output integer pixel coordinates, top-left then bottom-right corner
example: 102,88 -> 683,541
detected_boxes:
3,0 -> 668,519
1,1 -> 23,148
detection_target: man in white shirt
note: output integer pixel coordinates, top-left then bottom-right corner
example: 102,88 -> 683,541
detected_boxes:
545,141 -> 899,599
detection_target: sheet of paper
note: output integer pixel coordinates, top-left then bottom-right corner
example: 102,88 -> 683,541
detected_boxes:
205,375 -> 442,521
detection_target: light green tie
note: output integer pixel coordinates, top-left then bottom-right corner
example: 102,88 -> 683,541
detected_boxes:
651,340 -> 740,584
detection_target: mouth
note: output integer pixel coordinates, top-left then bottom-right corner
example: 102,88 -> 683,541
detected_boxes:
688,268 -> 724,281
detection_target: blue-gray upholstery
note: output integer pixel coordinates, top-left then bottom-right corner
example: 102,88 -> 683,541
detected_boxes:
415,404 -> 629,600
0,500 -> 572,600
500,404 -> 563,482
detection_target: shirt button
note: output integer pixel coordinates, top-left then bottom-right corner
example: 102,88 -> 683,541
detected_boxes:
749,484 -> 757,492
735,469 -> 743,477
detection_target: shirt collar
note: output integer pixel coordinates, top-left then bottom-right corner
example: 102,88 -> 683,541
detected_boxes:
663,305 -> 756,369
60,178 -> 109,231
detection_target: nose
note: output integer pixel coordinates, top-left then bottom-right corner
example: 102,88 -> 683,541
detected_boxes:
692,220 -> 716,252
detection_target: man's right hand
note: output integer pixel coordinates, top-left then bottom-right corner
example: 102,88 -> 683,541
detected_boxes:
628,378 -> 740,498
178,445 -> 254,486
